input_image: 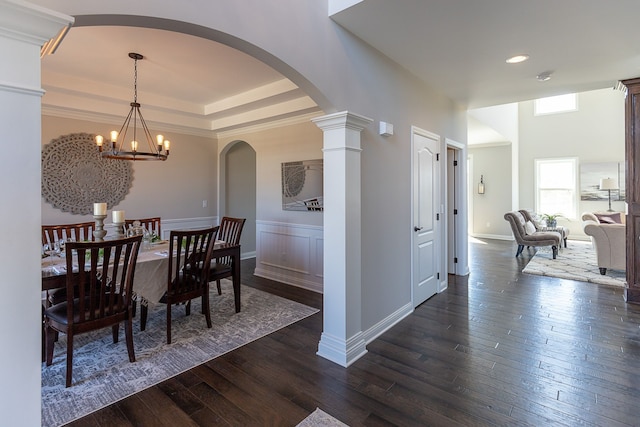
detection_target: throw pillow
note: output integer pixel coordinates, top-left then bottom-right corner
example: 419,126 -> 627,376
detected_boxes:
595,212 -> 622,224
524,221 -> 537,235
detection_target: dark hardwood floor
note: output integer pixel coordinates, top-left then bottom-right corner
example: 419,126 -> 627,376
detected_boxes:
65,238 -> 640,426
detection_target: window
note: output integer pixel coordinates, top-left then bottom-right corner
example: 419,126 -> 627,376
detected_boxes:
534,93 -> 577,115
535,158 -> 578,219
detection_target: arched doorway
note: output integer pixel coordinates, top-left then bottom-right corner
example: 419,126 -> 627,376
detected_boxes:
219,140 -> 256,257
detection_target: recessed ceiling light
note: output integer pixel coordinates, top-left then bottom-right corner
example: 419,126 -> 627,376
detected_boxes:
506,54 -> 529,64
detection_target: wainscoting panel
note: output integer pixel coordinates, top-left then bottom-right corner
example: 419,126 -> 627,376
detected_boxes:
255,220 -> 323,293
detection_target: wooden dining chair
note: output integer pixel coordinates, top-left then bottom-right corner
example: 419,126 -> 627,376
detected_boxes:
140,226 -> 218,344
42,221 -> 95,246
42,221 -> 96,308
210,217 -> 246,295
43,235 -> 143,387
124,217 -> 161,238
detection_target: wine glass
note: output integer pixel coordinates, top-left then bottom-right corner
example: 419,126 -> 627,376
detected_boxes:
43,243 -> 56,265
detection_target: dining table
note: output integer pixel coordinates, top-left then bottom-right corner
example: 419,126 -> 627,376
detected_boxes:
41,240 -> 242,313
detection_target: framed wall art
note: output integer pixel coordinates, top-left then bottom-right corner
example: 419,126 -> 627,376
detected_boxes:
580,161 -> 625,201
281,159 -> 323,211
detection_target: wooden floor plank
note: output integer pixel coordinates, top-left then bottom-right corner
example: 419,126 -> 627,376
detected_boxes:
62,239 -> 640,427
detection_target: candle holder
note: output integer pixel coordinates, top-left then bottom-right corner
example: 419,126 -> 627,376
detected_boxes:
114,221 -> 125,239
93,215 -> 107,241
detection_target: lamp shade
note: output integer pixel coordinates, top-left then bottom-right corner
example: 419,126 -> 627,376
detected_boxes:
599,178 -> 618,190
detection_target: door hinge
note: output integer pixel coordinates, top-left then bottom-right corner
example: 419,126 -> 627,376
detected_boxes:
436,153 -> 440,161
454,209 -> 458,215
436,213 -> 440,220
454,160 -> 458,166
437,272 -> 440,280
454,257 -> 458,264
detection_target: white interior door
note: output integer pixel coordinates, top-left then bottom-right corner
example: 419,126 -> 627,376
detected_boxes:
412,128 -> 440,307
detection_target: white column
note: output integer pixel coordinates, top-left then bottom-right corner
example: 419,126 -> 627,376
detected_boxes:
0,1 -> 73,424
313,111 -> 372,367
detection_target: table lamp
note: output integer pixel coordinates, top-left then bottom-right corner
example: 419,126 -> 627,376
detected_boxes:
599,177 -> 618,212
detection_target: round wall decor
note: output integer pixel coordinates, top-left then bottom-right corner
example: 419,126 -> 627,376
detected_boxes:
42,133 -> 133,215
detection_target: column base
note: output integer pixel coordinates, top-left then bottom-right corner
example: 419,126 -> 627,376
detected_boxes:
317,331 -> 367,367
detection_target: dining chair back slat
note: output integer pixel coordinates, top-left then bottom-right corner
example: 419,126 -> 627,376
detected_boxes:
42,222 -> 95,246
210,217 -> 246,295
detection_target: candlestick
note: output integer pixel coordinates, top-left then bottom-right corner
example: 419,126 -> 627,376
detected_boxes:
114,221 -> 125,239
93,202 -> 107,216
93,215 -> 107,241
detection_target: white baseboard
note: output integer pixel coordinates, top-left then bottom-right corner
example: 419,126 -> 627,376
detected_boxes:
471,233 -> 513,241
254,267 -> 323,293
361,302 -> 414,344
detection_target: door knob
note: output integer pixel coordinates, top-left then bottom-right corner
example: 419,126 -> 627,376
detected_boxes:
414,226 -> 423,232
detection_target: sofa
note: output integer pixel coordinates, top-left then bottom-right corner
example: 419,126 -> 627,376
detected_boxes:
581,212 -> 626,274
504,210 -> 562,259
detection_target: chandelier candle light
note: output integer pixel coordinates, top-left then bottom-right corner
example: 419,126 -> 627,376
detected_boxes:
95,53 -> 170,161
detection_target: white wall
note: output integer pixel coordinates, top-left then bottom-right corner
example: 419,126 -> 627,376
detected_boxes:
518,88 -> 626,238
468,144 -> 513,238
469,88 -> 625,240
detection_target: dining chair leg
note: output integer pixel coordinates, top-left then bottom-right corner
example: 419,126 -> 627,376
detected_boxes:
185,300 -> 191,316
125,319 -> 136,363
203,290 -> 212,328
112,324 -> 119,343
216,279 -> 222,295
140,305 -> 148,331
65,331 -> 74,388
166,304 -> 172,344
44,324 -> 56,366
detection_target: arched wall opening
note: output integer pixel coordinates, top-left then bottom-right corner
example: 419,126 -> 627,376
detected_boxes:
219,140 -> 257,258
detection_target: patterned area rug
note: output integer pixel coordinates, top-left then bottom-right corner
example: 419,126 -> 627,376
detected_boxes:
297,408 -> 349,426
522,240 -> 626,287
42,280 -> 319,427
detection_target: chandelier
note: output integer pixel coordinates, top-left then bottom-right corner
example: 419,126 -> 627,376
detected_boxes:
95,53 -> 170,161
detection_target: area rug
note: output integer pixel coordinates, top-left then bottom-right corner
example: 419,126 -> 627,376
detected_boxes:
297,408 -> 349,426
522,240 -> 626,287
41,280 -> 319,427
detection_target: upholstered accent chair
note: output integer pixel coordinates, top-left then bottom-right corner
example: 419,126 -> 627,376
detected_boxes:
581,212 -> 626,275
519,209 -> 570,248
504,211 -> 562,259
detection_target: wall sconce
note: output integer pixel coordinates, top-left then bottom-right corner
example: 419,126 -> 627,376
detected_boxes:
478,175 -> 485,194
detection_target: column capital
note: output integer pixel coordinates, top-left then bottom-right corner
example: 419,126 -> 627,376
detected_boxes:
0,0 -> 73,47
312,111 -> 373,132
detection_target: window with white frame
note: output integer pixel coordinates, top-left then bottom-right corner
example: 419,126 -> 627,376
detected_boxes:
534,93 -> 577,115
535,158 -> 578,219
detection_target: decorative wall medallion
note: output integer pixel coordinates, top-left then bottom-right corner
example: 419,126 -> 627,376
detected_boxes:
42,133 -> 133,215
